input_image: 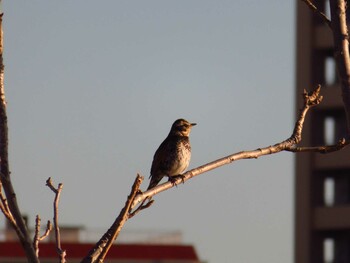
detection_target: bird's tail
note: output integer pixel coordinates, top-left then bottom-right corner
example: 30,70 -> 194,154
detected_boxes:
147,175 -> 162,190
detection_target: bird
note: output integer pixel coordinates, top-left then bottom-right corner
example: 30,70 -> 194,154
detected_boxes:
147,119 -> 196,190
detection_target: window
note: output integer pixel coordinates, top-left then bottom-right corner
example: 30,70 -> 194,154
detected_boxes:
324,56 -> 336,86
324,177 -> 335,206
324,0 -> 331,19
312,109 -> 347,145
324,238 -> 334,263
312,49 -> 338,86
314,170 -> 350,206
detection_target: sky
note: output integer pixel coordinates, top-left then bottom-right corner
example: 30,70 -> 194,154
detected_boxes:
1,1 -> 295,262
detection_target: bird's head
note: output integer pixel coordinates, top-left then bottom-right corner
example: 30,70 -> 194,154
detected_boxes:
169,118 -> 196,137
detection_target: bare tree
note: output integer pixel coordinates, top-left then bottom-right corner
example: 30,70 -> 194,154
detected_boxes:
1,1 -> 350,262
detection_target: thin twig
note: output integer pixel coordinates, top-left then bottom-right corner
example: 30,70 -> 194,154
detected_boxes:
33,215 -> 52,258
0,185 -> 9,214
128,198 -> 154,219
0,200 -> 15,225
301,0 -> 331,27
329,0 -> 350,136
33,215 -> 41,257
287,138 -> 349,153
0,185 -> 20,238
41,220 -> 52,240
46,177 -> 66,263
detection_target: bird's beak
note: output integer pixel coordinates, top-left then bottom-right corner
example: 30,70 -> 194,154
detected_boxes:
191,123 -> 197,126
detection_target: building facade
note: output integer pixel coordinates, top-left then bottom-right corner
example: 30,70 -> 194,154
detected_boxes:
0,225 -> 201,263
296,0 -> 350,262
0,242 -> 200,263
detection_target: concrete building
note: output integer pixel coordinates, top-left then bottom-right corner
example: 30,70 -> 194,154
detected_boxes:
296,0 -> 350,262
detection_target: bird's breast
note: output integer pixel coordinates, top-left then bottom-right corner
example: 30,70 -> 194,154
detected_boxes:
167,140 -> 191,176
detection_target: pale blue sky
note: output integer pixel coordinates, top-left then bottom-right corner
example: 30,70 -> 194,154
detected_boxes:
2,1 -> 295,262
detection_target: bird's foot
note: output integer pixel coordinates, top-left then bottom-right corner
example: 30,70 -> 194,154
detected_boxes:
168,174 -> 185,187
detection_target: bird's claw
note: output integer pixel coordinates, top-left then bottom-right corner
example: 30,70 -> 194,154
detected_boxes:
168,174 -> 185,187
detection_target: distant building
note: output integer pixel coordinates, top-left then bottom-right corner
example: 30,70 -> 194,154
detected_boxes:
0,224 -> 201,263
296,0 -> 350,262
0,242 -> 200,263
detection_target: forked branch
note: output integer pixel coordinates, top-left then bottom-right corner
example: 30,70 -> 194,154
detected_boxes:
81,175 -> 143,263
131,85 -> 348,208
302,0 -> 350,136
85,86 -> 347,263
33,215 -> 52,258
329,0 -> 350,135
46,177 -> 66,263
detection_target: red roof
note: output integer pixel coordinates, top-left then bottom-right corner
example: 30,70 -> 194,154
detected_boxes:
0,241 -> 199,261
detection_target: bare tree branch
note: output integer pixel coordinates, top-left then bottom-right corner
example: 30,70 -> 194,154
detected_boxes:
33,216 -> 41,256
131,86 -> 348,208
128,197 -> 154,219
301,0 -> 350,135
286,138 -> 349,153
329,0 -> 350,135
0,13 -> 38,263
46,177 -> 66,263
0,184 -> 12,219
41,220 -> 52,240
83,86 -> 339,263
81,175 -> 143,263
301,0 -> 332,27
33,215 -> 52,258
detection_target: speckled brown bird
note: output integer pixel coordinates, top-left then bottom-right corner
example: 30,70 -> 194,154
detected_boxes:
147,119 -> 196,190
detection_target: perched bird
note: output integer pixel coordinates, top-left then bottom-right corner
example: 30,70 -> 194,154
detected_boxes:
147,119 -> 196,190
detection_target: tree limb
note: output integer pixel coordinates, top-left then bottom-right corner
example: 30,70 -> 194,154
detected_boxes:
33,215 -> 52,258
46,177 -> 66,263
0,13 -> 38,263
81,175 -> 143,263
84,86 -> 339,263
329,0 -> 350,136
301,0 -> 332,27
286,138 -> 349,153
0,184 -> 12,220
131,86 -> 348,208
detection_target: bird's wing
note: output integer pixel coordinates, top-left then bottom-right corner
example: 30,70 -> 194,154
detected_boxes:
150,136 -> 175,177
